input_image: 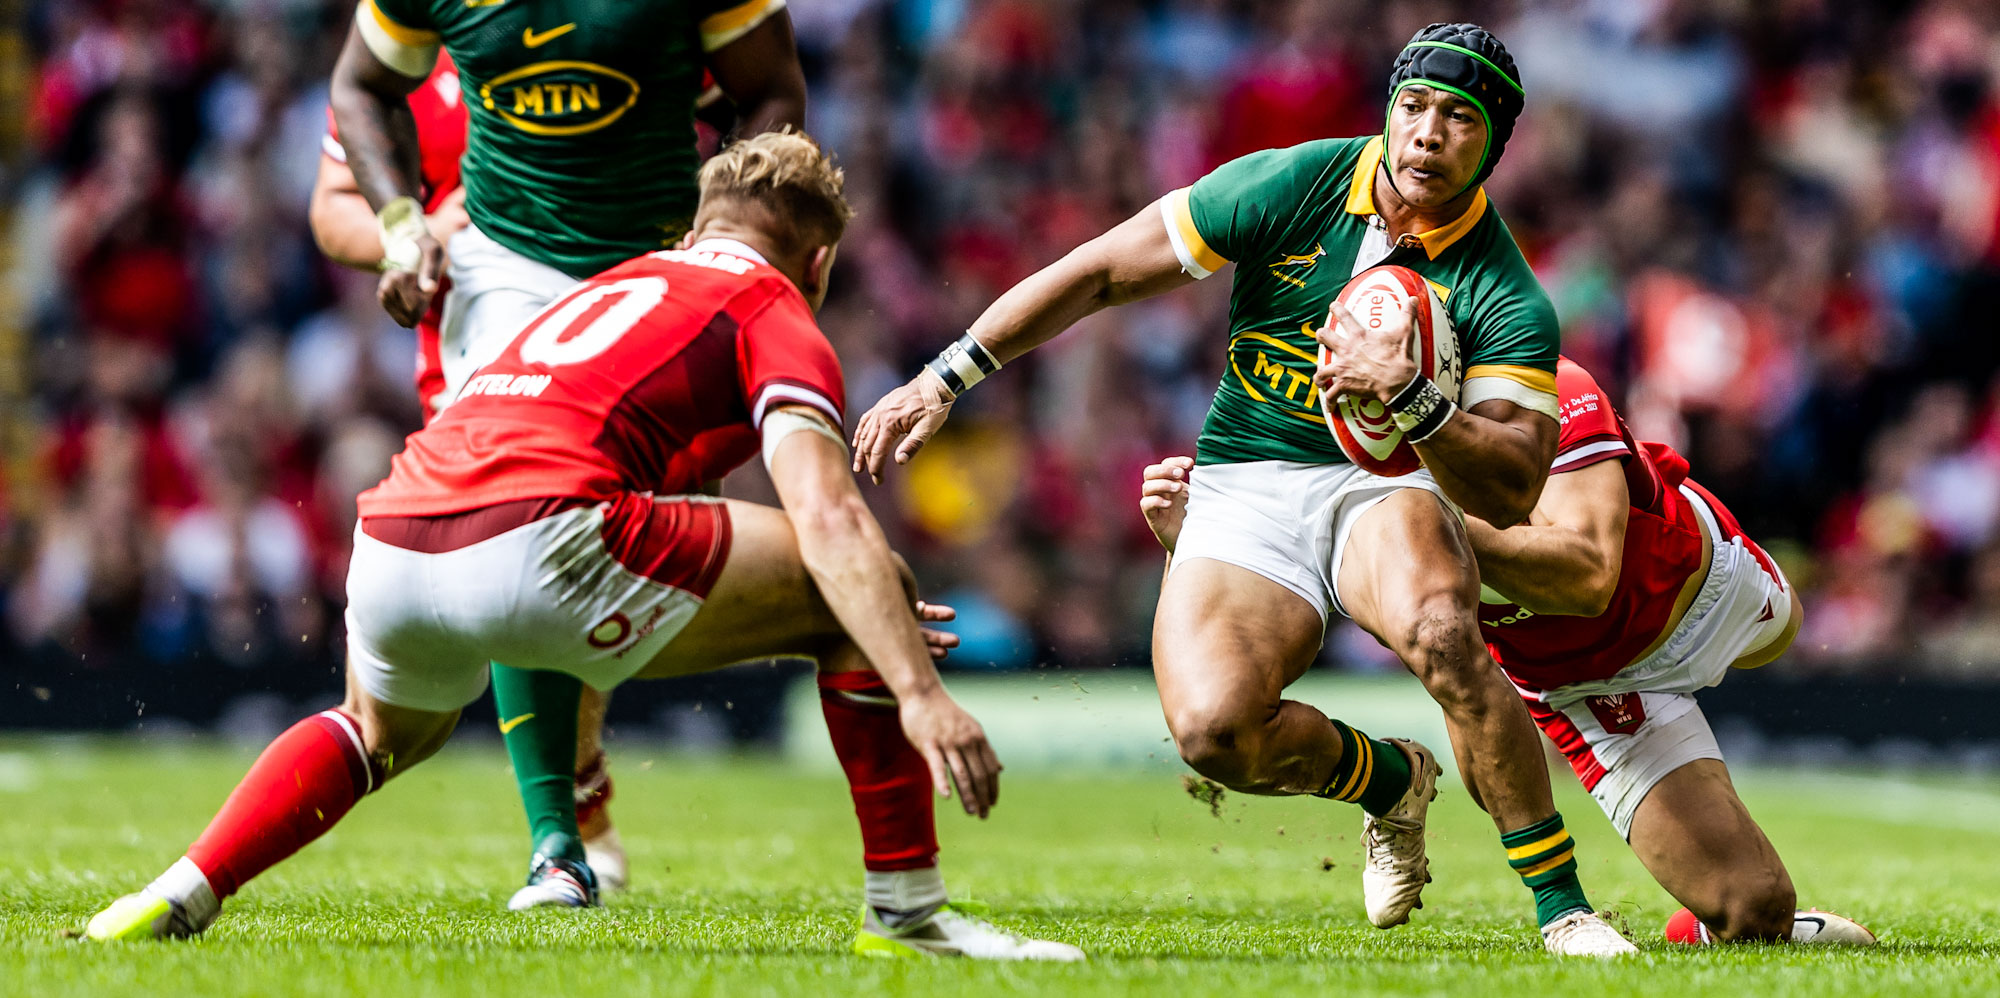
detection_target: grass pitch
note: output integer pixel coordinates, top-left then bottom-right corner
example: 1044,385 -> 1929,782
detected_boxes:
6,739 -> 1999,997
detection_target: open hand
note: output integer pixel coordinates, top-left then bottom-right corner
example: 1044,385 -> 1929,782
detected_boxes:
898,691 -> 1001,818
851,368 -> 955,483
915,600 -> 960,660
1139,456 -> 1194,552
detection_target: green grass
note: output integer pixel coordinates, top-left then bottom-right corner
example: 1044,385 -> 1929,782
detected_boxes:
5,740 -> 1999,996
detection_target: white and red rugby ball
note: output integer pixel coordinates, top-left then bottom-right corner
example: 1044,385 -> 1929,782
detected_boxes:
1318,265 -> 1461,477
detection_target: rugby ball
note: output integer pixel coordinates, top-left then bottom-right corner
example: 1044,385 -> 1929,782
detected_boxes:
1318,265 -> 1461,477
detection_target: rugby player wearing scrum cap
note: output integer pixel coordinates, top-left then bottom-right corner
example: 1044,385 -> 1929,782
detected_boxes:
855,24 -> 1633,956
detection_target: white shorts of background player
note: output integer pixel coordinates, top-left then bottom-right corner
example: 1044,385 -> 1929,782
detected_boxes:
437,223 -> 581,403
1518,484 -> 1795,839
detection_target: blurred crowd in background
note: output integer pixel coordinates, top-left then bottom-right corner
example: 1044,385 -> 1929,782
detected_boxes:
9,0 -> 2000,727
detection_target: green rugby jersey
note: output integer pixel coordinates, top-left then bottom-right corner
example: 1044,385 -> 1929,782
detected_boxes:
1161,135 -> 1560,466
360,0 -> 786,277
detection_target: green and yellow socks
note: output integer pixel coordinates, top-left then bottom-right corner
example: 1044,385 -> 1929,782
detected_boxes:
491,663 -> 586,864
1313,720 -> 1414,816
1503,813 -> 1592,926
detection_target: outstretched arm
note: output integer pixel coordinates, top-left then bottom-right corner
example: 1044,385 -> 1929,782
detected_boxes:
329,15 -> 440,326
1461,459 -> 1628,615
764,405 -> 1001,817
851,199 -> 1196,481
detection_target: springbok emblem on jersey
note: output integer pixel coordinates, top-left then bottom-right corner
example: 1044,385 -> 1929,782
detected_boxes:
1269,243 -> 1325,289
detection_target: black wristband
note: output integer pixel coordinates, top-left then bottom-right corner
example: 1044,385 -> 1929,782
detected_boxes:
1388,374 -> 1457,443
925,332 -> 1001,395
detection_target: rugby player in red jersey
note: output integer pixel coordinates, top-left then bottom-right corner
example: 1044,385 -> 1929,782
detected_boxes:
309,52 -> 640,899
88,133 -> 1083,961
1138,357 -> 1874,946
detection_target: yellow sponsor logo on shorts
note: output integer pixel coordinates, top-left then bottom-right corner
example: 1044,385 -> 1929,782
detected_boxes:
479,61 -> 639,136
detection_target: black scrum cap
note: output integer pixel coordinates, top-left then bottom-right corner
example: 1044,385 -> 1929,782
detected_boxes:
1384,23 -> 1524,191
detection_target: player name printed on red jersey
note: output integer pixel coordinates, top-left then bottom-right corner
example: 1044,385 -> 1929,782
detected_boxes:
357,241 -> 845,520
1481,358 -> 1715,690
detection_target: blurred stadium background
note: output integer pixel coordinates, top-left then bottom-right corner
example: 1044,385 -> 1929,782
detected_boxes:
5,0 -> 2000,761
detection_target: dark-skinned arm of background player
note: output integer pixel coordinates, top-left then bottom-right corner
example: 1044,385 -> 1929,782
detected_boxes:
328,25 -> 438,327
704,9 -> 808,138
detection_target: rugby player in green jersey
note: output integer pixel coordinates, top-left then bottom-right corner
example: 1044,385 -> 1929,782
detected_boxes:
328,0 -> 806,910
856,24 -> 1635,957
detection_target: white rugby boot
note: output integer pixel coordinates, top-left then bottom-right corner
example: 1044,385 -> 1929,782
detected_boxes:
1542,910 -> 1639,956
583,826 -> 628,893
854,903 -> 1085,961
1361,737 -> 1443,928
1788,910 -> 1878,945
507,853 -> 600,911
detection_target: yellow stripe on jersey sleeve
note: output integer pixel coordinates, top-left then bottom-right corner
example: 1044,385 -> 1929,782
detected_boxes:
1463,366 -> 1558,415
356,0 -> 439,79
701,0 -> 787,51
1464,364 -> 1557,395
1162,187 -> 1228,279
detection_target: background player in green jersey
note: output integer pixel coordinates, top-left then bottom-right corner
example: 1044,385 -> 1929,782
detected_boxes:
856,24 -> 1634,957
328,0 -> 806,910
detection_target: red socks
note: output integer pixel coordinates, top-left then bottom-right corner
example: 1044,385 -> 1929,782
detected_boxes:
818,671 -> 938,871
184,710 -> 382,898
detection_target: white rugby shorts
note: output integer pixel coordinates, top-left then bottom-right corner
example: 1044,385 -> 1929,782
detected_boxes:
437,223 -> 580,403
345,495 -> 728,713
1167,459 -> 1456,619
1525,484 -> 1794,838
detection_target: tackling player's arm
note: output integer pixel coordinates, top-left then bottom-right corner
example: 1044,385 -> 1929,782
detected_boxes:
1313,297 -> 1557,526
704,7 -> 808,138
329,3 -> 442,326
852,201 -> 1194,480
309,154 -> 468,271
763,404 -> 1002,817
1461,459 -> 1628,616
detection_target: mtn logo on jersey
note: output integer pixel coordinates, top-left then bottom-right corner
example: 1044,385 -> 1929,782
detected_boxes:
479,61 -> 638,136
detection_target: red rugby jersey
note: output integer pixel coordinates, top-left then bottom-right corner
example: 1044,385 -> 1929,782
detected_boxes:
323,52 -> 468,419
357,240 -> 844,518
1479,357 -> 1756,691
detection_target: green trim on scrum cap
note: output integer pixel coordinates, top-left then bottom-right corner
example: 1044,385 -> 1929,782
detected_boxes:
1383,78 -> 1491,197
1402,40 -> 1524,93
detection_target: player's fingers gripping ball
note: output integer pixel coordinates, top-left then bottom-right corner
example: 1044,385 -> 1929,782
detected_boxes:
1317,265 -> 1462,477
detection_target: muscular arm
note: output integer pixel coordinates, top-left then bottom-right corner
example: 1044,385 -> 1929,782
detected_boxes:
1413,399 -> 1558,527
705,11 -> 808,137
328,27 -> 426,214
1462,458 -> 1628,615
311,153 -> 470,271
765,406 -> 1001,814
850,200 -> 1194,478
965,198 -> 1195,363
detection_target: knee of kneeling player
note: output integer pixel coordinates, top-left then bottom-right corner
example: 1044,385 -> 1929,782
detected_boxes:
1709,871 -> 1797,942
1170,707 -> 1276,791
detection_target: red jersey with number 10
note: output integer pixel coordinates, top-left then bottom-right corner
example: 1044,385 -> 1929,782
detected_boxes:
1478,357 -> 1773,691
356,240 -> 845,518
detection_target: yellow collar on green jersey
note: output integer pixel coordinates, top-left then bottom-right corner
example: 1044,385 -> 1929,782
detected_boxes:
1343,136 -> 1489,260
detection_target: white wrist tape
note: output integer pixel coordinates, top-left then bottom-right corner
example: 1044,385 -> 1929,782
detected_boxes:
760,407 -> 848,470
377,195 -> 427,274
